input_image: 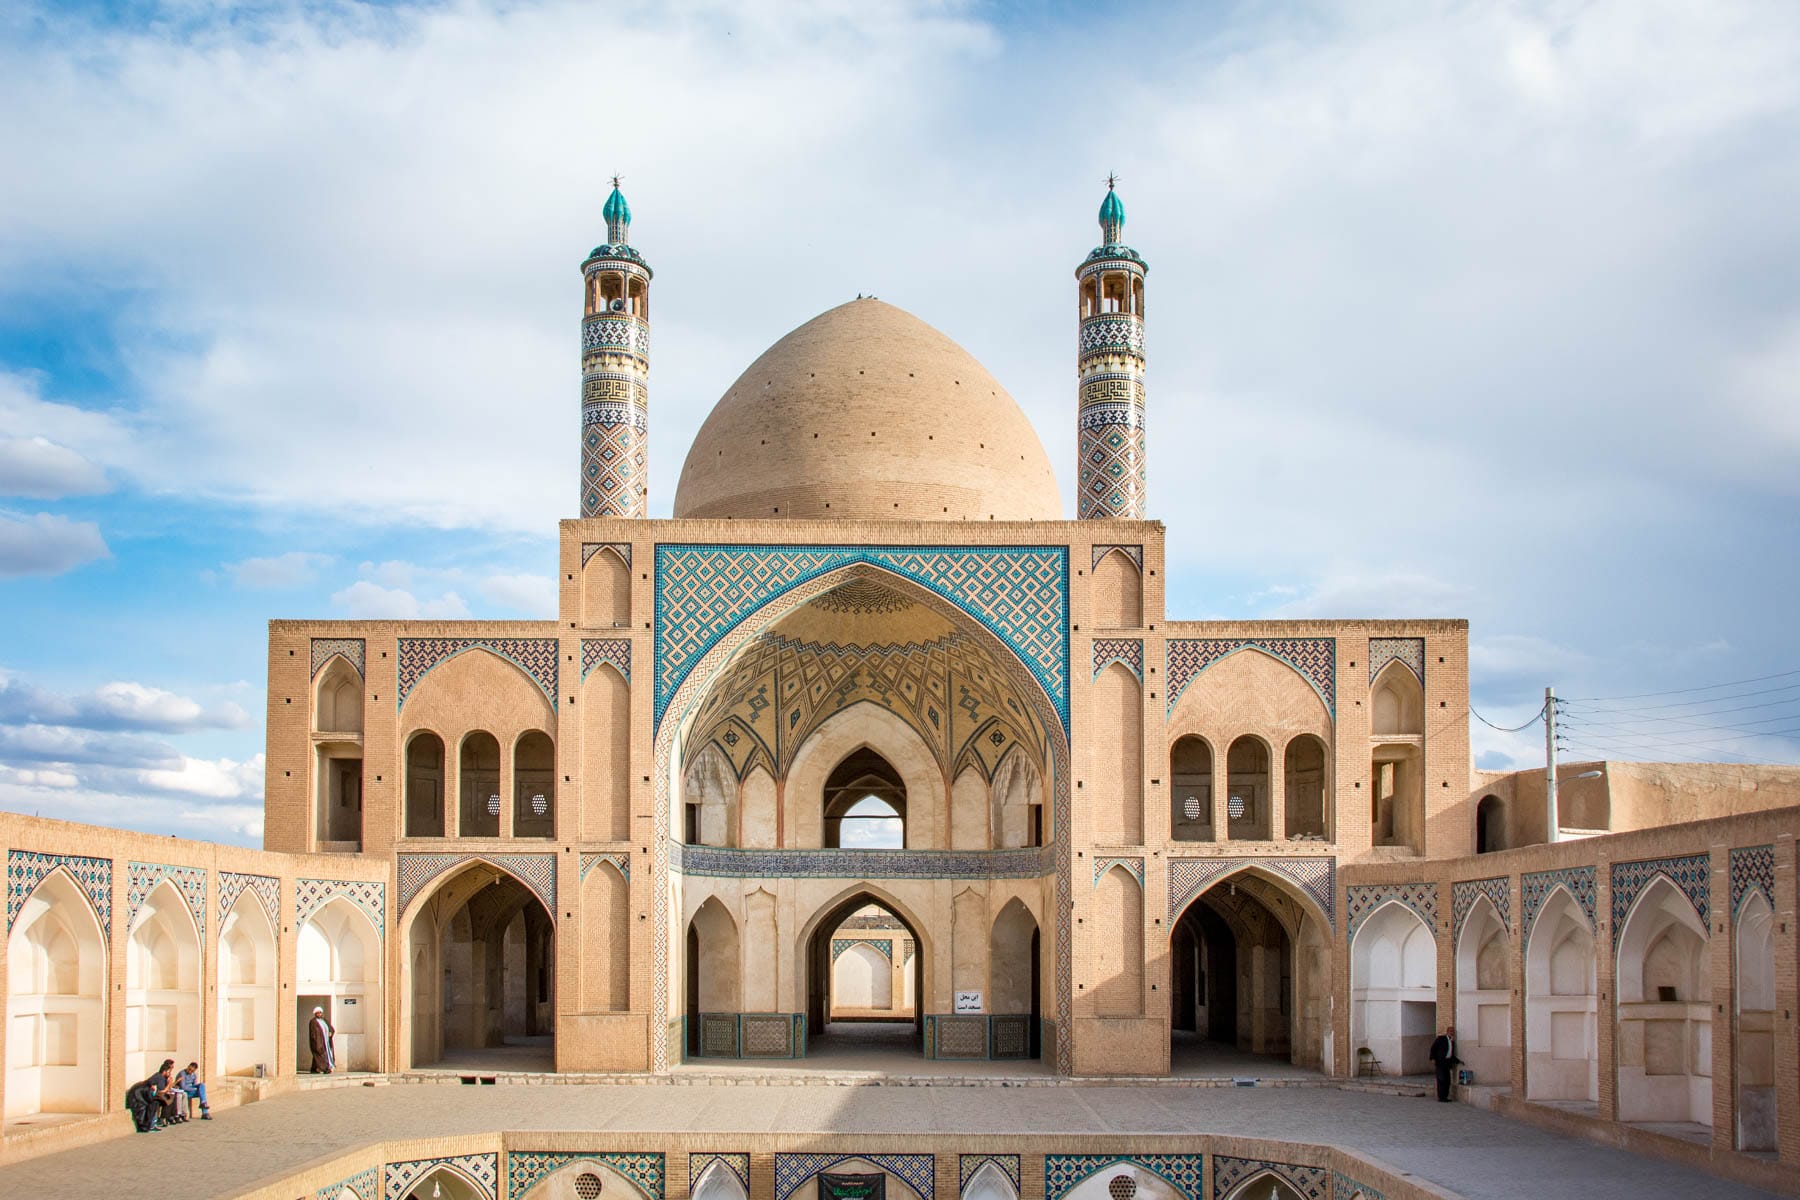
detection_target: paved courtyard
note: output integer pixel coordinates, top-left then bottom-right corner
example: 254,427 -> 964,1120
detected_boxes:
0,1078 -> 1781,1200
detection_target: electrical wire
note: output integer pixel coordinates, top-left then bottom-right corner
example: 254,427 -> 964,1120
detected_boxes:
1470,701 -> 1546,733
1562,668 -> 1800,703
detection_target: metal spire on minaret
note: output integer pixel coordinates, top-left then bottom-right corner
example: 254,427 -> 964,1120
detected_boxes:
1075,175 -> 1148,519
579,178 -> 653,519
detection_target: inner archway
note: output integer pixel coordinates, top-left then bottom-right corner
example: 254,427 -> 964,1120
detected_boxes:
823,749 -> 906,849
406,863 -> 556,1072
5,871 -> 105,1119
805,891 -> 925,1059
1350,901 -> 1436,1076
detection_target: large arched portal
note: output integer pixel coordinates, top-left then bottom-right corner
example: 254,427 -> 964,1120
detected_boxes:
804,891 -> 926,1057
1169,870 -> 1329,1074
406,863 -> 556,1071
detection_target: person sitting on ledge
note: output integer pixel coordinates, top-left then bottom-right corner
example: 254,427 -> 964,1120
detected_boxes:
127,1059 -> 177,1132
175,1061 -> 211,1120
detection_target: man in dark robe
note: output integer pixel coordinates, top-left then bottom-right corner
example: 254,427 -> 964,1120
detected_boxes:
308,1006 -> 336,1074
127,1059 -> 176,1131
1428,1024 -> 1460,1102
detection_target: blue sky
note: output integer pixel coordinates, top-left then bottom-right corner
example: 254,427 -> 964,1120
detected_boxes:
2,0 -> 1797,846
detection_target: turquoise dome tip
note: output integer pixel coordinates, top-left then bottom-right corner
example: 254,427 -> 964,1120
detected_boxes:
603,183 -> 631,227
1098,187 -> 1125,228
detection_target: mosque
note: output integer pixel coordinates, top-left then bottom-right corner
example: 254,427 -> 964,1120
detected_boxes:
0,182 -> 1794,1199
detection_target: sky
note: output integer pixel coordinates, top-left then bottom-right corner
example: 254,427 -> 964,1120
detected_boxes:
1,0 -> 1796,847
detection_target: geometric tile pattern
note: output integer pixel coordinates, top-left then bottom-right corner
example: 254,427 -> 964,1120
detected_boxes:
1168,857 -> 1336,930
1212,1157 -> 1327,1200
295,878 -> 386,937
218,871 -> 280,928
1731,844 -> 1775,917
1091,639 -> 1142,682
582,542 -> 633,568
653,544 -> 1070,731
775,1154 -> 935,1200
958,1155 -> 1020,1196
310,637 -> 367,679
581,402 -> 649,520
1092,856 -> 1144,887
6,850 -> 112,940
580,851 -> 630,882
385,1153 -> 499,1200
690,1153 -> 750,1195
1452,877 -> 1511,942
396,637 -> 559,712
127,861 -> 208,940
1165,638 -> 1335,717
582,638 -> 632,683
1331,1172 -> 1386,1200
1077,406 -> 1147,520
1522,866 -> 1596,937
316,1166 -> 378,1200
672,844 -> 1046,881
508,1151 -> 665,1199
831,937 -> 894,961
1610,854 -> 1709,945
1346,881 -> 1439,939
1090,545 -> 1142,571
1367,638 -> 1424,686
396,853 -> 556,920
1042,1155 -> 1206,1200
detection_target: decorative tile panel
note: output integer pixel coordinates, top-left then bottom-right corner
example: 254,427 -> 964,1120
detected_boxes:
218,871 -> 279,928
396,637 -> 558,711
1042,1155 -> 1205,1200
1367,638 -> 1424,686
673,844 -> 1046,881
310,637 -> 366,678
1452,877 -> 1511,942
1331,1172 -> 1386,1200
1522,866 -> 1596,936
581,851 -> 630,882
1091,638 -> 1142,682
508,1152 -> 665,1199
1077,405 -> 1147,520
691,1154 -> 751,1195
384,1153 -> 498,1200
294,878 -> 385,936
958,1155 -> 1020,1197
582,638 -> 632,683
127,862 -> 207,940
653,545 -> 1069,730
397,853 -> 556,919
1212,1157 -> 1327,1200
831,936 -> 894,961
317,1166 -> 378,1200
1092,856 -> 1144,887
6,851 -> 111,941
1610,854 -> 1709,945
1731,844 -> 1775,917
1166,638 -> 1335,716
1346,882 -> 1439,939
1090,545 -> 1142,571
1168,857 -> 1335,929
582,541 -> 632,568
775,1154 -> 935,1200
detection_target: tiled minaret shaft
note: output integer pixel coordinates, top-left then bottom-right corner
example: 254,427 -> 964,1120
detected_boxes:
579,181 -> 652,518
1075,180 -> 1148,519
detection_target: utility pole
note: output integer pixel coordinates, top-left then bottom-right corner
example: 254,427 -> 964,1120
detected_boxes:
1544,685 -> 1559,844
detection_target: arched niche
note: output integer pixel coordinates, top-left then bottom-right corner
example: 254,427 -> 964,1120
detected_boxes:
5,870 -> 106,1117
402,646 -> 555,836
1524,890 -> 1596,1101
1223,1173 -> 1307,1200
1091,547 -> 1142,628
581,545 -> 632,629
400,1165 -> 485,1200
832,942 -> 894,1012
513,729 -> 556,838
580,860 -> 630,1013
1168,734 -> 1213,841
796,885 -> 930,1050
404,730 -> 446,838
786,703 -> 944,850
314,656 -> 366,849
314,656 -> 364,734
989,748 -> 1044,848
1283,733 -> 1328,839
691,1162 -> 749,1200
296,896 -> 383,1072
1225,735 -> 1271,841
580,662 -> 631,842
1454,897 -> 1511,1083
523,1158 -> 657,1200
1615,877 -> 1710,1126
1476,795 -> 1505,853
218,892 -> 277,1077
126,881 -> 202,1083
682,742 -> 736,847
1350,901 -> 1436,1075
458,731 -> 501,838
823,748 -> 906,849
1093,662 -> 1144,843
685,897 -> 740,1059
1371,661 -> 1423,735
1059,1162 -> 1187,1200
1092,865 -> 1144,1017
1735,889 -> 1776,1150
962,1161 -> 1018,1200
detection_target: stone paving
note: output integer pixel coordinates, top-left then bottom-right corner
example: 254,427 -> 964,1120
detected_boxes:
0,1078 -> 1782,1200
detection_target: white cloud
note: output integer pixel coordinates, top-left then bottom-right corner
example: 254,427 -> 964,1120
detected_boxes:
0,436 -> 108,498
477,572 -> 556,617
1260,571 -> 1473,620
1469,635 -> 1593,684
330,579 -> 470,619
140,752 -> 264,802
224,550 -> 332,588
0,510 -> 108,576
0,766 -> 77,789
0,670 -> 249,733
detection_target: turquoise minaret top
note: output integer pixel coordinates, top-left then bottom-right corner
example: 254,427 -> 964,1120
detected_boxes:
1098,179 -> 1125,245
603,180 -> 632,244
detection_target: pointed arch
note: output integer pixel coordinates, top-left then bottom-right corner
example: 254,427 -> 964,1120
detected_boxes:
788,702 -> 943,850
298,895 -> 384,1073
963,1161 -> 1018,1200
404,728 -> 447,838
580,859 -> 630,1012
1371,659 -> 1423,736
581,543 -> 633,629
950,761 -> 989,850
314,654 -> 364,734
1094,661 -> 1144,843
682,741 -> 736,847
1092,864 -> 1144,1017
403,1163 -> 487,1200
5,868 -> 106,1117
1454,894 -> 1511,1081
217,890 -> 277,1077
1525,887 -> 1596,1101
796,883 -> 931,1046
692,1161 -> 750,1200
1221,1170 -> 1307,1200
581,660 -> 631,841
989,744 -> 1044,848
126,878 -> 202,1082
1090,545 -> 1142,628
989,896 -> 1040,1050
1616,875 -> 1710,1125
1736,889 -> 1777,1149
1350,899 -> 1436,1075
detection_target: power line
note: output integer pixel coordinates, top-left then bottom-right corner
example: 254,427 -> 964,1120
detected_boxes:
1565,680 -> 1800,717
1558,707 -> 1800,739
1563,668 -> 1800,703
1560,691 -> 1800,727
1471,701 -> 1546,733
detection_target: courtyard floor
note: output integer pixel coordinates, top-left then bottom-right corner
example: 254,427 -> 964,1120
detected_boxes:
0,1077 -> 1782,1200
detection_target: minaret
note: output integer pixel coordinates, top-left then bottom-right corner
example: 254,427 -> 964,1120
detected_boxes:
579,179 -> 652,518
1075,177 -> 1148,520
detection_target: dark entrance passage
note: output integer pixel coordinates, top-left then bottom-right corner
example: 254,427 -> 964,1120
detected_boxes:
806,893 -> 924,1055
1170,874 -> 1296,1074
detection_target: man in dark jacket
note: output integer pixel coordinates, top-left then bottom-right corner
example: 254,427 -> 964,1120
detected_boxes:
127,1059 -> 176,1131
1428,1024 -> 1460,1102
308,1006 -> 336,1074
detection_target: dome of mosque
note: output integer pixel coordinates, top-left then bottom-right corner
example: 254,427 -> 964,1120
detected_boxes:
673,299 -> 1062,522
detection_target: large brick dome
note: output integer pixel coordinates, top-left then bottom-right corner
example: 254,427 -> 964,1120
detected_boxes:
673,299 -> 1062,521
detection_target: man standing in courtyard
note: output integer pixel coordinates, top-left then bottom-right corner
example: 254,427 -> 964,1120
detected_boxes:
1428,1024 -> 1460,1102
308,1006 -> 336,1074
